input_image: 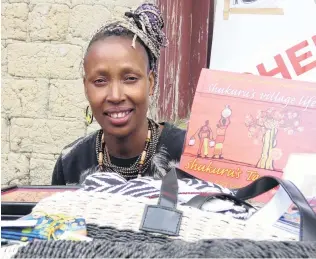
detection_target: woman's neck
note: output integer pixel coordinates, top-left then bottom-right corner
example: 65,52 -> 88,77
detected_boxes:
103,120 -> 149,159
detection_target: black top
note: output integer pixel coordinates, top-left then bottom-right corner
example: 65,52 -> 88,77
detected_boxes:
52,122 -> 191,185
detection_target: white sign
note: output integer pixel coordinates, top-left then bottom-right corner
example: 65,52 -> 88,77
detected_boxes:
230,0 -> 279,8
210,0 -> 316,83
283,153 -> 316,197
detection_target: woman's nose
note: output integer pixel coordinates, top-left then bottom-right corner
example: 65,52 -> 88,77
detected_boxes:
107,81 -> 125,103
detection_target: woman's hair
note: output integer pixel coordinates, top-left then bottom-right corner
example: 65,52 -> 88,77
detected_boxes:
84,3 -> 168,98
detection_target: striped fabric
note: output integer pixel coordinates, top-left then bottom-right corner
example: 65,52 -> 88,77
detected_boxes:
83,172 -> 256,220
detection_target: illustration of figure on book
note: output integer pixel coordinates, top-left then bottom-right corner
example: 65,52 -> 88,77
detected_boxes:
197,120 -> 213,158
188,105 -> 232,159
213,105 -> 232,159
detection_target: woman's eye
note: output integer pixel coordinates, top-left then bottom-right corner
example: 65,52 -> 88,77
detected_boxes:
94,79 -> 107,85
125,76 -> 138,83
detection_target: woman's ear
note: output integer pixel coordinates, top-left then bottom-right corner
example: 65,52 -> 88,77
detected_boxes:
83,77 -> 88,100
148,70 -> 155,96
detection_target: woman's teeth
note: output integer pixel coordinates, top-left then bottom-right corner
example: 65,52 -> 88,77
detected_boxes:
108,111 -> 130,119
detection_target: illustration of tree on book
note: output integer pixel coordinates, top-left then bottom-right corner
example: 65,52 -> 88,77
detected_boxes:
245,107 -> 304,170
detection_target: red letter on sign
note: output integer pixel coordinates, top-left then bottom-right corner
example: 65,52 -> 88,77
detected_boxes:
313,35 -> 316,45
286,40 -> 316,76
256,54 -> 291,79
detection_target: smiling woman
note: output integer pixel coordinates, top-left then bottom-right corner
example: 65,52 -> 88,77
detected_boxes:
51,3 -> 192,185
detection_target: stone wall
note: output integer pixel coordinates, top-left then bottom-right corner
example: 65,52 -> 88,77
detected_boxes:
1,0 -> 154,186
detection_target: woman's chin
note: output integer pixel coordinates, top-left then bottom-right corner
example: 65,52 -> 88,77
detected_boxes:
102,125 -> 134,139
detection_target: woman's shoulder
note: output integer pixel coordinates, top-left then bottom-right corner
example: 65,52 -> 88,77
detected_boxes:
59,130 -> 98,161
158,122 -> 187,160
52,130 -> 99,185
160,121 -> 186,138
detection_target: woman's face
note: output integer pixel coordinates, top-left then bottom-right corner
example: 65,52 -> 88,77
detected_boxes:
83,36 -> 154,138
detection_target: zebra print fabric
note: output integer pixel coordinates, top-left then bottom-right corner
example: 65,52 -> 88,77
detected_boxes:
83,172 -> 256,220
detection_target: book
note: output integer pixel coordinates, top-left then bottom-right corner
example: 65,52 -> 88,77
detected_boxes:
273,153 -> 316,234
245,154 -> 316,235
1,220 -> 37,228
273,196 -> 316,236
179,69 -> 316,202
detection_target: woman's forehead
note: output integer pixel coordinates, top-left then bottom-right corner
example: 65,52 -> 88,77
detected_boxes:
84,36 -> 149,70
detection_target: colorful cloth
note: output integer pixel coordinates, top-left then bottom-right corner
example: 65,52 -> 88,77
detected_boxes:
1,213 -> 87,242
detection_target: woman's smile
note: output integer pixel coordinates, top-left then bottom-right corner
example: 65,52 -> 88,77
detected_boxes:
103,108 -> 134,127
106,111 -> 131,119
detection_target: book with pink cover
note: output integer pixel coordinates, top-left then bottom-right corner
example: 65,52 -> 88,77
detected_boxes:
179,69 -> 316,202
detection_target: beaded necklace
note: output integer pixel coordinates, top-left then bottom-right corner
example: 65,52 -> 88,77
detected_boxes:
95,118 -> 160,179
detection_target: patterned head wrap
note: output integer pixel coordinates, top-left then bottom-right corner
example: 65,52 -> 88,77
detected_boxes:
85,3 -> 168,96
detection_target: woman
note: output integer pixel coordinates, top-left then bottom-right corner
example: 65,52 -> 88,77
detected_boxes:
197,120 -> 213,158
52,3 -> 190,185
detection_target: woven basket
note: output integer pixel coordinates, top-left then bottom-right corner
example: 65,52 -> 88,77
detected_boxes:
32,189 -> 297,242
1,243 -> 26,259
7,239 -> 316,258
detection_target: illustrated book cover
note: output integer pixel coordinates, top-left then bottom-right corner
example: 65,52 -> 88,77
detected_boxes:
179,69 -> 316,202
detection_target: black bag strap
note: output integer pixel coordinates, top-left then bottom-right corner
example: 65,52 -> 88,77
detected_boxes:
140,168 -> 316,241
139,168 -> 183,236
184,175 -> 316,241
157,166 -> 179,208
184,192 -> 254,210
